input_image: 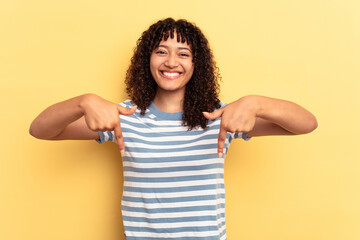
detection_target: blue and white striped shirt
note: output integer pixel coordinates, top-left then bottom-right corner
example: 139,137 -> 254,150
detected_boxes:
97,100 -> 250,240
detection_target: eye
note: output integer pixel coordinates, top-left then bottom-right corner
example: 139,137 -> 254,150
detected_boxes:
156,50 -> 166,55
179,53 -> 190,57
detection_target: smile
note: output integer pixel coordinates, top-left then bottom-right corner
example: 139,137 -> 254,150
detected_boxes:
160,71 -> 182,79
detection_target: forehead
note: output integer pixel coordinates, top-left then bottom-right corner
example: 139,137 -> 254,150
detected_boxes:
157,32 -> 192,51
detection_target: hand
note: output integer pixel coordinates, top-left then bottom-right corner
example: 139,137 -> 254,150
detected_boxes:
203,96 -> 258,157
80,94 -> 137,153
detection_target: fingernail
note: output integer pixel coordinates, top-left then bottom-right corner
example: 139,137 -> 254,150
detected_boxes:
218,152 -> 223,158
120,149 -> 125,155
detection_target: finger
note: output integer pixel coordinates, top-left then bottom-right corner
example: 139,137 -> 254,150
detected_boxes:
217,126 -> 227,158
114,124 -> 125,154
117,105 -> 137,115
202,108 -> 224,120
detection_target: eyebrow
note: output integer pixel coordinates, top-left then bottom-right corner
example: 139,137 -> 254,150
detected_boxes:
158,44 -> 192,52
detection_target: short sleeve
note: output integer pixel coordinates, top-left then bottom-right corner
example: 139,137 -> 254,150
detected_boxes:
95,99 -> 135,144
96,130 -> 117,144
233,132 -> 252,141
219,101 -> 251,141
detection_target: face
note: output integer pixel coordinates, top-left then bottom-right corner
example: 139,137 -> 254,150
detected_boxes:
150,33 -> 194,96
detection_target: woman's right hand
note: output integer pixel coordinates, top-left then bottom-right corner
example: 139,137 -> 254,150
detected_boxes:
79,94 -> 137,153
30,93 -> 136,153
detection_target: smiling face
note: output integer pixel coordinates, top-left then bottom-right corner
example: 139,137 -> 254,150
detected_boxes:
150,33 -> 195,98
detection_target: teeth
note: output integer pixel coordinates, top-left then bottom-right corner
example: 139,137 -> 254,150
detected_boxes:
163,72 -> 180,77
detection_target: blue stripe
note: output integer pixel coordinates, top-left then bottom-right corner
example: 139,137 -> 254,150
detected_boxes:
122,154 -> 221,164
106,130 -> 113,141
228,133 -> 233,143
123,133 -> 220,146
123,163 -> 224,173
242,132 -> 251,141
96,131 -> 105,144
122,203 -> 225,214
123,183 -> 224,194
122,194 -> 225,204
124,173 -> 223,183
125,223 -> 224,233
125,143 -> 218,153
122,213 -> 225,223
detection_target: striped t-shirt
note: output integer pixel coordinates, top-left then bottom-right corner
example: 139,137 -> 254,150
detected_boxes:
97,100 -> 250,240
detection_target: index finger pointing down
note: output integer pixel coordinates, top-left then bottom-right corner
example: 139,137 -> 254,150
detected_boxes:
114,124 -> 125,154
217,126 -> 227,158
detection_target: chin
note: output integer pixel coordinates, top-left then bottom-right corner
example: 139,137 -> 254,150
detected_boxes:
157,85 -> 184,92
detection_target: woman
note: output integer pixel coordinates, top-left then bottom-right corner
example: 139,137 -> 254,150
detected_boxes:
30,18 -> 317,240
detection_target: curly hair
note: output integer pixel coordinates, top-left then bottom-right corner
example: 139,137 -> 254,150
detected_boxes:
125,18 -> 221,130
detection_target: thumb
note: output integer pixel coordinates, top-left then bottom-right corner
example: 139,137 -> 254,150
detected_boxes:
117,105 -> 137,115
202,108 -> 224,120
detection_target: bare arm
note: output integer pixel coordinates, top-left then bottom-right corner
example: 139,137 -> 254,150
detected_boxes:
29,93 -> 136,153
29,94 -> 93,140
247,95 -> 318,137
203,95 -> 318,157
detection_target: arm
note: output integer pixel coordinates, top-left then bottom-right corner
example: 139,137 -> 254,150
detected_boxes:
246,95 -> 318,137
29,93 -> 137,153
203,95 -> 318,157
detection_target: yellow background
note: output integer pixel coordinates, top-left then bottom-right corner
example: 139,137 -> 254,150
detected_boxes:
1,0 -> 359,239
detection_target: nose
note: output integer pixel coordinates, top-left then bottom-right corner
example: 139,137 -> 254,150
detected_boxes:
164,53 -> 178,68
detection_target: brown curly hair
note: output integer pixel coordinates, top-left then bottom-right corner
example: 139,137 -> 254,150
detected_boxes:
125,18 -> 221,130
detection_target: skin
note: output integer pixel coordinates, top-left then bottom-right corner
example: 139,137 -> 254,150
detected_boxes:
29,93 -> 136,154
203,95 -> 318,157
29,33 -> 318,157
150,35 -> 194,113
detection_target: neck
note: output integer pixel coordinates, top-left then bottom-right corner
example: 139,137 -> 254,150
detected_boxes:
153,88 -> 185,113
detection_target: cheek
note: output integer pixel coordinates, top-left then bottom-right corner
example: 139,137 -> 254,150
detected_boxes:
181,58 -> 193,71
187,63 -> 195,76
149,57 -> 158,76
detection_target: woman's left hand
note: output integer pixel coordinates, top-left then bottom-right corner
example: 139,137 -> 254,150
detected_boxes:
203,95 -> 318,158
203,96 -> 259,157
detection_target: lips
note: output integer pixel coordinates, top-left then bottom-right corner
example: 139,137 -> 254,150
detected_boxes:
160,71 -> 182,80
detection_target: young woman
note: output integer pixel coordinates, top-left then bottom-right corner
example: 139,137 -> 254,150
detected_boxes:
30,18 -> 317,240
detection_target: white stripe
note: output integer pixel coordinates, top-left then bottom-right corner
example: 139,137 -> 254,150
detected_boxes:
124,178 -> 224,189
122,122 -> 190,132
124,224 -> 226,238
122,208 -> 225,219
104,132 -> 110,142
122,129 -> 221,142
124,138 -> 217,149
123,218 -> 226,228
121,119 -> 221,132
122,115 -> 183,126
125,138 -> 229,151
122,189 -> 225,199
122,199 -> 225,209
123,149 -> 226,158
123,157 -> 222,168
124,168 -> 224,178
